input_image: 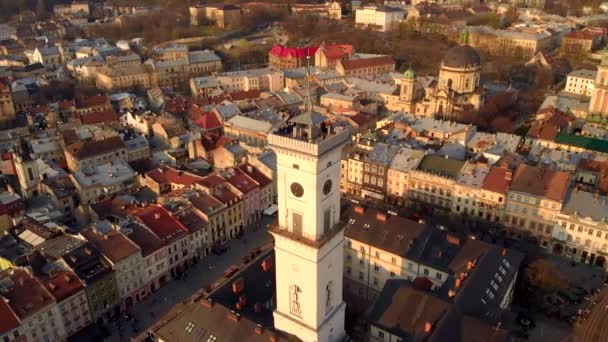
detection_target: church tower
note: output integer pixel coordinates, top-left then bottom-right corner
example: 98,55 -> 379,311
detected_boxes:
268,111 -> 348,342
400,67 -> 416,103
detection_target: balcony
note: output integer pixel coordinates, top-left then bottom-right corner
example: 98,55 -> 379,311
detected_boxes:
268,219 -> 347,249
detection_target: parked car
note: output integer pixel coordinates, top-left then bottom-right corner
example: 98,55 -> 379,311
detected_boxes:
224,266 -> 239,278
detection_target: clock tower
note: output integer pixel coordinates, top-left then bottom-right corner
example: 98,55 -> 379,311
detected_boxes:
268,111 -> 349,342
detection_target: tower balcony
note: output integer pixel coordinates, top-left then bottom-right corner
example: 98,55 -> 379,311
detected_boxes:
269,128 -> 350,157
268,218 -> 347,249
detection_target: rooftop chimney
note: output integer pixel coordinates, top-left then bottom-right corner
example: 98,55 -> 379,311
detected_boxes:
255,324 -> 264,335
424,322 -> 432,333
200,298 -> 215,308
446,234 -> 460,246
376,212 -> 388,222
455,278 -> 462,288
502,248 -> 506,257
354,206 -> 365,214
155,213 -> 161,220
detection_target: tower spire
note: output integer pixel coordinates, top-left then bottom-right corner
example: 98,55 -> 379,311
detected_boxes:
306,54 -> 312,114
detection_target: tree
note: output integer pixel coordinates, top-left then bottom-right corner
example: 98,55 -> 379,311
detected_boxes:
524,258 -> 568,292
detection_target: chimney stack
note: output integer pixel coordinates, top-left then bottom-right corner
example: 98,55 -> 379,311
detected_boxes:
424,322 -> 432,333
502,248 -> 506,257
354,206 -> 365,214
376,212 -> 388,222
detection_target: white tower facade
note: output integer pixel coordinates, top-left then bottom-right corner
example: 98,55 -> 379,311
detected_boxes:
269,112 -> 349,342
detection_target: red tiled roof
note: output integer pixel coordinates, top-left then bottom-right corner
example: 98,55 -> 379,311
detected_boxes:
190,192 -> 225,215
135,205 -> 189,244
238,163 -> 271,187
229,90 -> 261,101
564,30 -> 599,40
321,44 -> 354,59
40,270 -> 85,303
201,134 -> 237,151
224,168 -> 259,194
61,128 -> 80,145
58,99 -> 75,111
340,55 -> 394,71
3,268 -> 54,320
80,108 -> 118,125
269,45 -> 319,58
510,164 -> 570,202
125,225 -> 163,257
76,94 -> 109,109
481,166 -> 511,195
66,136 -> 126,160
0,297 -> 19,334
146,167 -> 204,187
81,228 -> 141,263
527,108 -> 573,141
578,158 -> 607,173
192,111 -> 222,131
199,174 -> 241,205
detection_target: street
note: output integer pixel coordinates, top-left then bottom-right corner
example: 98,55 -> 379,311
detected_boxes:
105,216 -> 275,342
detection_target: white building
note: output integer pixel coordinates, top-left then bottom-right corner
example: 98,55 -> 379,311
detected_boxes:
70,160 -> 137,205
564,69 -> 596,97
552,190 -> 608,269
214,67 -> 284,93
269,111 -> 349,341
355,5 -> 404,32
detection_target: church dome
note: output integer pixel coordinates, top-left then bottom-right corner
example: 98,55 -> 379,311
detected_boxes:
403,68 -> 416,80
441,45 -> 481,69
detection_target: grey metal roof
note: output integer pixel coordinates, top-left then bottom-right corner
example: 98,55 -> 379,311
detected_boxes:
289,111 -> 327,126
562,190 -> 608,222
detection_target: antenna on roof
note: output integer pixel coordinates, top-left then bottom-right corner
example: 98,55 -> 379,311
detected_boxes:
306,54 -> 312,114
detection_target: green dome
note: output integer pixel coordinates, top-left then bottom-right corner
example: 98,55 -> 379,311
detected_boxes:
403,68 -> 416,80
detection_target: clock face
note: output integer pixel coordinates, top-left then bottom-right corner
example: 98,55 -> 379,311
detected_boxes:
291,182 -> 304,198
323,179 -> 332,195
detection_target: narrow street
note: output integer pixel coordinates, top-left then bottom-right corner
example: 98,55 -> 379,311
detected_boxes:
105,216 -> 275,341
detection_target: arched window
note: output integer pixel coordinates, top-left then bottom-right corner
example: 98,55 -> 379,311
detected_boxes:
465,79 -> 470,89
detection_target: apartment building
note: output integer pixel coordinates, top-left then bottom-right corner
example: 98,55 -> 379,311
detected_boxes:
0,82 -> 16,124
386,148 -> 425,206
95,64 -> 153,92
315,44 -> 354,70
81,228 -> 144,308
147,50 -> 222,90
478,166 -> 511,223
504,164 -> 570,247
552,190 -> 608,269
355,6 -> 404,32
336,55 -> 395,78
344,206 -> 523,305
150,45 -> 189,61
268,45 -> 319,70
215,68 -> 284,93
189,4 -> 241,28
561,29 -> 605,56
451,161 -> 490,221
0,268 -> 66,342
189,192 -> 229,248
196,174 -> 245,239
65,136 -> 128,172
564,69 -> 596,97
40,271 -> 92,338
468,26 -> 552,58
135,205 -> 193,281
144,166 -> 205,195
361,143 -> 400,201
409,155 -> 465,216
61,244 -> 119,321
70,161 -> 137,205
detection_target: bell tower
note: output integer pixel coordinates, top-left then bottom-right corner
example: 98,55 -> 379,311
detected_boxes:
268,111 -> 348,342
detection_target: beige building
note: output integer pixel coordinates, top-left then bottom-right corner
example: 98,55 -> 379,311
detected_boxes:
336,55 -> 395,78
0,82 -> 15,124
70,161 -> 137,205
190,4 -> 242,28
552,190 -> 608,270
41,270 -> 92,338
65,136 -> 128,173
504,164 -> 570,247
590,58 -> 608,114
565,69 -> 596,97
215,67 -> 284,93
292,1 -> 342,19
385,147 -> 425,205
409,155 -> 464,215
95,64 -> 153,92
355,5 -> 404,32
468,26 -> 553,58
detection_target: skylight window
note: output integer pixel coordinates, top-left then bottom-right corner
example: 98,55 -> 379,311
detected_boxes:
207,335 -> 217,342
185,322 -> 195,334
485,288 -> 495,299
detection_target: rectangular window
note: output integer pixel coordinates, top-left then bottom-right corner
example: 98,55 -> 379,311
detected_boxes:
292,213 -> 303,236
